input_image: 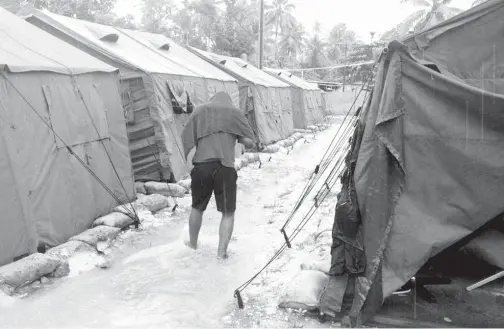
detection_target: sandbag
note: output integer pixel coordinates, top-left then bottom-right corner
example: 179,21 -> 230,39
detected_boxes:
307,125 -> 319,132
283,139 -> 294,147
93,212 -> 135,229
263,144 -> 280,154
135,194 -> 170,212
144,181 -> 188,198
294,129 -> 311,134
291,132 -> 304,141
112,201 -> 148,216
276,140 -> 287,147
135,182 -> 146,194
69,226 -> 121,246
45,240 -> 95,261
178,179 -> 191,191
278,270 -> 329,311
244,153 -> 260,163
0,253 -> 61,288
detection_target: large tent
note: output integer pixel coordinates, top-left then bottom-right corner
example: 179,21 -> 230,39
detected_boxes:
320,0 -> 504,325
0,7 -> 134,266
26,10 -> 240,182
189,48 -> 294,144
263,68 -> 325,128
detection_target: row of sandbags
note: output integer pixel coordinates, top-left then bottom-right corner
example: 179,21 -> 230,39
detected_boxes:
0,193 -> 174,294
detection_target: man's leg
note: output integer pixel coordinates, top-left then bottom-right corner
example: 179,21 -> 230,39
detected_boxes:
188,164 -> 214,249
188,208 -> 203,249
214,166 -> 238,259
217,212 -> 234,258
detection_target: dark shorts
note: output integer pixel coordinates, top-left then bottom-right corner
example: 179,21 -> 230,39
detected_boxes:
190,161 -> 238,214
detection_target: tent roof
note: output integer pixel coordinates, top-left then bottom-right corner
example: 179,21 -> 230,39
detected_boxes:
0,7 -> 115,75
401,0 -> 504,94
119,29 -> 237,82
263,67 -> 320,90
26,10 -> 204,77
191,48 -> 290,88
403,0 -> 503,44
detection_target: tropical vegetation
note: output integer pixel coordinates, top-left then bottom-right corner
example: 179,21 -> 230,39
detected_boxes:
0,0 -> 468,83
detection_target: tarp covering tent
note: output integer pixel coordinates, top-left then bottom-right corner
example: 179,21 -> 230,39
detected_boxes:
320,0 -> 504,325
264,68 -> 324,128
26,10 -> 240,182
0,7 -> 134,266
189,48 -> 294,144
402,0 -> 504,95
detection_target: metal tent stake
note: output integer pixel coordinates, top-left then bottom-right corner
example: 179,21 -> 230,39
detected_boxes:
466,270 -> 504,292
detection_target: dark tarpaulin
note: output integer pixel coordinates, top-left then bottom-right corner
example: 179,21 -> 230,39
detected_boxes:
320,35 -> 504,325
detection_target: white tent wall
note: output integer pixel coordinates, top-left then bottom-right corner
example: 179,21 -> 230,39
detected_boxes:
305,89 -> 324,125
0,70 -> 134,262
290,88 -> 306,128
263,68 -> 325,128
251,85 -> 293,144
278,88 -> 295,137
0,125 -> 36,266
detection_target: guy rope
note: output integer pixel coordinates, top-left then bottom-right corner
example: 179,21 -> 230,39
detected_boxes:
233,56 -> 381,308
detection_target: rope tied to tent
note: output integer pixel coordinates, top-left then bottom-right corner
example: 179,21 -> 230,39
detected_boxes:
0,33 -> 141,226
0,72 -> 140,225
70,75 -> 141,227
232,62 -> 377,308
279,70 -> 375,235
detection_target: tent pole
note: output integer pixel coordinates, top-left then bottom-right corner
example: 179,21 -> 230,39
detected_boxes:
259,0 -> 264,69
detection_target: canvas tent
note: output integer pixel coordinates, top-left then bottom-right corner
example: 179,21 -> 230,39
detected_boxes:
264,68 -> 325,128
189,48 -> 294,144
320,0 -> 504,325
0,7 -> 134,266
26,10 -> 240,182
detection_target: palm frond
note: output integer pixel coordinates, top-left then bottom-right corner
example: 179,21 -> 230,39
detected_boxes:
471,0 -> 487,7
400,0 -> 431,7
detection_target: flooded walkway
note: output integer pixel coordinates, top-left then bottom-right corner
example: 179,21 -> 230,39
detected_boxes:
0,122 -> 342,328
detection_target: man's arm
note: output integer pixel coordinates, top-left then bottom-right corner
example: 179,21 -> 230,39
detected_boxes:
238,136 -> 265,152
237,136 -> 255,149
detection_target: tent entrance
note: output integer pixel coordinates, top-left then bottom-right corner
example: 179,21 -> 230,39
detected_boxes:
120,77 -> 161,181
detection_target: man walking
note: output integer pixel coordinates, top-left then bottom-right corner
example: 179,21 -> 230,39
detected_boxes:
181,92 -> 261,259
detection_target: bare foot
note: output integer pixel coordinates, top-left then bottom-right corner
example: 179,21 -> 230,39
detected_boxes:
185,241 -> 197,250
217,253 -> 228,260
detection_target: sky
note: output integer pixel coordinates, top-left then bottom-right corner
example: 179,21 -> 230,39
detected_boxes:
115,0 -> 476,43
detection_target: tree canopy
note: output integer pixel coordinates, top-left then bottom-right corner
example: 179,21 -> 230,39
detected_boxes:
0,0 -> 465,84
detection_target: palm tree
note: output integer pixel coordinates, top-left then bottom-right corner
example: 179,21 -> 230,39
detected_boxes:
471,0 -> 488,7
327,23 -> 356,62
264,0 -> 296,59
380,0 -> 463,41
278,20 -> 307,67
302,22 -> 328,80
